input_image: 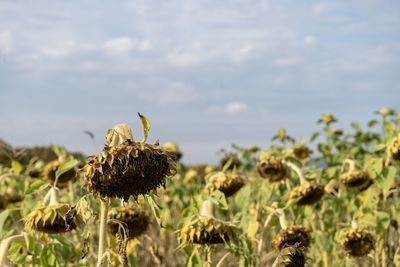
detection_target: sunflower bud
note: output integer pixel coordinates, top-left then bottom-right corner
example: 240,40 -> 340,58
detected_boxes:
319,114 -> 336,125
273,225 -> 311,251
342,228 -> 374,257
24,204 -> 82,234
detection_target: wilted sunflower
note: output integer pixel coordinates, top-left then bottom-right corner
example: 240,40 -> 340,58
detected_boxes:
220,154 -> 241,170
180,216 -> 237,245
386,134 -> 400,162
339,170 -> 373,191
289,182 -> 324,205
162,142 -> 183,161
108,206 -> 150,240
24,204 -> 81,234
0,191 -> 24,210
292,144 -> 312,160
44,159 -> 77,184
205,172 -> 245,197
83,123 -> 177,201
342,227 -> 374,257
274,244 -> 306,267
273,225 -> 311,251
256,156 -> 288,182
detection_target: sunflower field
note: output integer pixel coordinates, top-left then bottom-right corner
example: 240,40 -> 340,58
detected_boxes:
0,109 -> 400,267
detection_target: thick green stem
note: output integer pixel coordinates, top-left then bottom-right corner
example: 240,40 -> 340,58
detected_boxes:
98,198 -> 110,267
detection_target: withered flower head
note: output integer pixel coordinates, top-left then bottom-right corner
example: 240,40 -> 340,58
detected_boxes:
275,244 -> 306,267
386,134 -> 400,162
24,204 -> 81,234
273,225 -> 311,251
256,155 -> 288,182
289,182 -> 324,205
180,216 -> 237,245
108,206 -> 150,240
220,154 -> 241,170
0,189 -> 24,210
205,172 -> 245,197
83,122 -> 177,200
342,228 -> 374,257
292,144 -> 312,160
44,160 -> 77,184
339,170 -> 372,191
162,142 -> 183,161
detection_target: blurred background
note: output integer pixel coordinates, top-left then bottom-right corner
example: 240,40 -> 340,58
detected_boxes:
0,0 -> 399,164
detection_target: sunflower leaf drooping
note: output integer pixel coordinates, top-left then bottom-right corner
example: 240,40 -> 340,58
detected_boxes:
83,114 -> 177,201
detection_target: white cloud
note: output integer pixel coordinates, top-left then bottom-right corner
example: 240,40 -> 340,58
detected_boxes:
138,81 -> 199,105
303,35 -> 318,46
206,101 -> 248,115
225,102 -> 247,114
311,3 -> 339,15
0,31 -> 13,54
103,37 -> 152,56
166,50 -> 204,66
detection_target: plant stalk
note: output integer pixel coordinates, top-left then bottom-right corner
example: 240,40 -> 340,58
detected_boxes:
98,198 -> 110,267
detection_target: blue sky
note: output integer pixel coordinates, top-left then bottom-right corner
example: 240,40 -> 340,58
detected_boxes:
0,0 -> 399,164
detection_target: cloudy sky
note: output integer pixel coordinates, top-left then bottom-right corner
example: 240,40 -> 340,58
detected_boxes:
0,0 -> 399,164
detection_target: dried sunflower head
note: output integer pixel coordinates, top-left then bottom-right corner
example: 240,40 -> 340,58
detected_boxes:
162,142 -> 183,161
43,160 -> 77,184
24,204 -> 81,234
289,182 -> 324,205
180,216 -> 237,245
256,156 -> 288,182
0,189 -> 24,210
273,225 -> 311,251
386,134 -> 400,162
205,172 -> 245,197
342,228 -> 374,257
84,140 -> 176,201
220,154 -> 241,170
275,244 -> 306,267
292,144 -> 312,160
339,170 -> 372,191
108,206 -> 150,240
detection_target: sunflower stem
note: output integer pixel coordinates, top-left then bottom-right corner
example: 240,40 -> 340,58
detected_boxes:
98,198 -> 110,267
342,159 -> 356,173
0,233 -> 25,266
285,161 -> 308,185
200,200 -> 214,218
276,209 -> 288,230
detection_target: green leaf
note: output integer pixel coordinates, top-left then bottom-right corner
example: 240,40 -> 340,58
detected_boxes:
145,195 -> 162,226
222,157 -> 233,172
246,221 -> 259,239
310,132 -> 320,143
51,145 -> 66,158
373,143 -> 386,152
138,112 -> 151,143
11,160 -> 24,175
0,209 -> 11,238
55,159 -> 78,182
381,166 -> 396,199
25,180 -> 49,195
209,190 -> 228,210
